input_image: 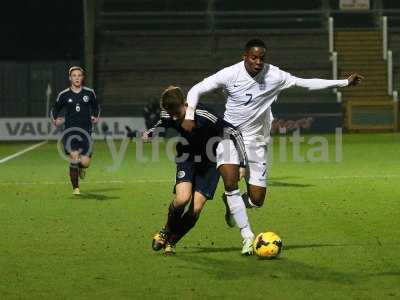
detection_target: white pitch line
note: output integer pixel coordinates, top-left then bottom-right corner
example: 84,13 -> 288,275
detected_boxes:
316,174 -> 400,180
0,179 -> 173,185
0,175 -> 399,186
0,141 -> 48,164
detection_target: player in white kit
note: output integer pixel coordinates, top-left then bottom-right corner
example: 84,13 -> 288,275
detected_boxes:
181,38 -> 363,224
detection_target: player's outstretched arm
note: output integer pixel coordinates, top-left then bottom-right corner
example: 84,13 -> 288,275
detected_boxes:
141,131 -> 151,142
294,77 -> 348,90
347,73 -> 364,86
143,111 -> 174,141
143,119 -> 163,142
293,73 -> 363,91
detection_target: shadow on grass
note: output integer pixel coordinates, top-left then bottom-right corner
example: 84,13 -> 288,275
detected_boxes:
269,176 -> 303,181
170,242 -> 358,285
267,176 -> 315,188
366,271 -> 400,277
158,243 -> 398,286
284,243 -> 344,250
185,246 -> 242,254
269,180 -> 314,188
70,193 -> 120,201
185,243 -> 343,254
173,252 -> 355,285
83,187 -> 123,193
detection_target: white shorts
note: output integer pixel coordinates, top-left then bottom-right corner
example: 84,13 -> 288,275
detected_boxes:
245,142 -> 268,188
216,139 -> 240,168
216,139 -> 268,188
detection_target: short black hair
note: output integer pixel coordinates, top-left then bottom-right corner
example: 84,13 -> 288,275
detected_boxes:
245,39 -> 266,51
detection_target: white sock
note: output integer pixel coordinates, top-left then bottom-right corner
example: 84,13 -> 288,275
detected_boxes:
225,189 -> 255,240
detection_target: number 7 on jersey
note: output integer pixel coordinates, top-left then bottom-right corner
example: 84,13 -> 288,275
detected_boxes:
244,93 -> 253,106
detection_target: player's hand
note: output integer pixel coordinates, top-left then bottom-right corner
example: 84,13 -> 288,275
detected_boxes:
53,117 -> 65,127
181,119 -> 196,133
142,131 -> 151,142
347,73 -> 364,86
91,116 -> 99,124
239,167 -> 246,180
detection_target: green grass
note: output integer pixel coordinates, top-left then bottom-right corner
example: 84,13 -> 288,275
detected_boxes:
1,134 -> 400,299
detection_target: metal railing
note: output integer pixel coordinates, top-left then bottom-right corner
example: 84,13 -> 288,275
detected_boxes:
101,9 -> 400,18
382,16 -> 398,101
328,17 -> 342,103
99,7 -> 400,38
383,16 -> 388,59
100,9 -> 400,30
329,17 -> 334,53
100,10 -> 326,32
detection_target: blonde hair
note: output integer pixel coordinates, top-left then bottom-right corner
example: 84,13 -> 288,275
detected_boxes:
68,66 -> 84,76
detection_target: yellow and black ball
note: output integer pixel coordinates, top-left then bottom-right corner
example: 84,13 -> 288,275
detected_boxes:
253,232 -> 283,259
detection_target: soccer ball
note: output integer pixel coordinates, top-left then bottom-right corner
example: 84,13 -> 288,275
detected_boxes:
253,232 -> 283,259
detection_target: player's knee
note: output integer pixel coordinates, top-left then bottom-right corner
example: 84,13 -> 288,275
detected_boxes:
80,157 -> 91,168
219,165 -> 239,192
192,203 -> 204,217
70,155 -> 79,164
222,172 -> 238,191
249,192 -> 266,207
175,192 -> 192,207
255,197 -> 265,207
222,177 -> 238,192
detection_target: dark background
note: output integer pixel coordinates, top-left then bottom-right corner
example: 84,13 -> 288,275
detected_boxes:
0,0 -> 83,60
1,0 -> 400,60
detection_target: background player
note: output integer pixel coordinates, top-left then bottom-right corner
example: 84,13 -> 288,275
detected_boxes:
51,66 -> 100,195
181,38 -> 363,209
145,86 -> 255,255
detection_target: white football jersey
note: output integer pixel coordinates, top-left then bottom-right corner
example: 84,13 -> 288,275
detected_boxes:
186,61 -> 348,145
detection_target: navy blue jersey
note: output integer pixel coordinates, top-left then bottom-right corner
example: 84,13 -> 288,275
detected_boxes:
50,86 -> 100,132
147,103 -> 247,167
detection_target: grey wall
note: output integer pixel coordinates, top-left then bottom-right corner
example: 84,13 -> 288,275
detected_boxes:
0,61 -> 79,117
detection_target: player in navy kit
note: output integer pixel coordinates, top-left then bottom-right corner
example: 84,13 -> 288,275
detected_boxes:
50,66 -> 100,195
145,86 -> 254,255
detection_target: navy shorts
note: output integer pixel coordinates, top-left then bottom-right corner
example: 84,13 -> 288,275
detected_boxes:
63,129 -> 93,157
174,161 -> 220,200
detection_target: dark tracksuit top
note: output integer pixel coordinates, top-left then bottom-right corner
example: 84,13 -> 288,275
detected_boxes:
50,86 -> 100,133
147,103 -> 247,167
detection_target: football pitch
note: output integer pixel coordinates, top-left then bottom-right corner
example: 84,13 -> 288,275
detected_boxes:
1,133 -> 399,299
